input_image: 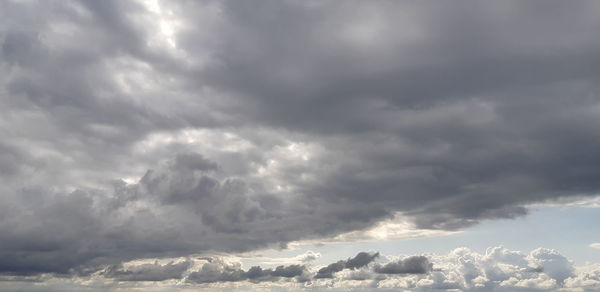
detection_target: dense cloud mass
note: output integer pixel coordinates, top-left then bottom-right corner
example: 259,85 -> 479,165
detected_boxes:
1,0 -> 600,279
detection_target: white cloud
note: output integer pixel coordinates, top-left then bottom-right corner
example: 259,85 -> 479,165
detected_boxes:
564,264 -> 600,290
307,246 -> 579,291
590,243 -> 600,249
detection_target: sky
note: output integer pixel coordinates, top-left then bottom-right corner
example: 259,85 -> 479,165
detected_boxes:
1,0 -> 600,291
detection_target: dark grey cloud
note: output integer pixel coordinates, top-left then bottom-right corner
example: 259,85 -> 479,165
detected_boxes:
270,265 -> 306,278
164,0 -> 600,229
374,256 -> 432,274
187,251 -> 376,283
1,0 -> 600,277
346,252 -> 381,270
186,259 -> 307,284
315,252 -> 379,278
314,261 -> 345,279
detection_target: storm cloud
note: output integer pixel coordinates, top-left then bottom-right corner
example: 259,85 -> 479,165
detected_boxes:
1,0 -> 600,278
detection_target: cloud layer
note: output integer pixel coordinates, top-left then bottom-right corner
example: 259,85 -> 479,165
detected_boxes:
1,0 -> 600,277
3,247 -> 600,292
102,247 -> 600,291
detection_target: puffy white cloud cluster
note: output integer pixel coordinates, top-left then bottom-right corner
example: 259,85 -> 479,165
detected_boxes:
564,264 -> 600,291
308,246 -> 598,291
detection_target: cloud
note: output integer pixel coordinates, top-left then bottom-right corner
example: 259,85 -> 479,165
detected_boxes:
104,260 -> 191,282
313,261 -> 346,279
2,0 -> 600,277
0,245 -> 597,292
2,246 -> 597,292
527,248 -> 574,284
315,252 -> 379,278
186,258 -> 309,284
296,251 -> 321,263
590,243 -> 600,249
564,264 -> 600,291
374,256 -> 432,274
346,252 -> 381,270
310,246 -> 580,291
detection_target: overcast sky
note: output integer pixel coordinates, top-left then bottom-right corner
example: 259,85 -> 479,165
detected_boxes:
1,0 -> 600,291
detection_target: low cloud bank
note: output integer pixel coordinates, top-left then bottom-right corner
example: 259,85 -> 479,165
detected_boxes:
69,247 -> 598,291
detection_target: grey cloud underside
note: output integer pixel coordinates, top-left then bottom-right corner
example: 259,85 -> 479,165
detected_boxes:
2,0 -> 600,275
105,258 -> 310,284
373,256 -> 432,275
187,260 -> 309,284
104,251 -> 408,284
315,252 -> 380,279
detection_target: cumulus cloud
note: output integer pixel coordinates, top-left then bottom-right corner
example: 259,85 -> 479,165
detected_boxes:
307,246 -> 583,291
313,261 -> 346,279
186,258 -> 309,284
527,248 -> 574,284
1,0 -> 600,279
374,256 -> 432,274
297,251 -> 321,263
315,252 -> 379,278
345,252 -> 381,270
564,264 -> 600,291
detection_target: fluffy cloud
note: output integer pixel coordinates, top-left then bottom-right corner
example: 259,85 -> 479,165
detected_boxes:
310,246 -> 582,291
564,264 -> 600,291
2,0 -> 600,278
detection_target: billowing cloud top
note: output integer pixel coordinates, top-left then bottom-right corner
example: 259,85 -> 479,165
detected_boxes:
1,0 -> 600,279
